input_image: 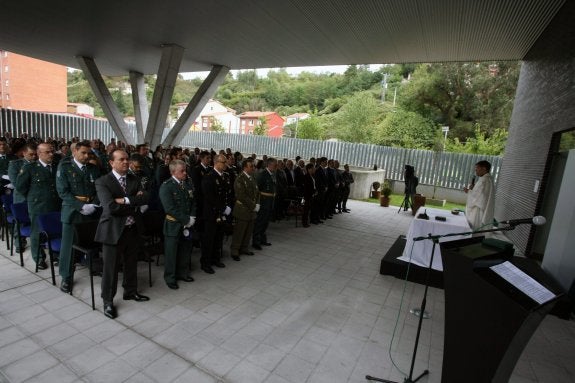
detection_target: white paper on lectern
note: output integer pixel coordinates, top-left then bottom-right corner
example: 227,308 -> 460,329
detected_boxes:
490,261 -> 556,305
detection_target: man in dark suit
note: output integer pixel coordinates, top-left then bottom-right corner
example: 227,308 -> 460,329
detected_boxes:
252,157 -> 277,249
95,149 -> 150,319
200,154 -> 231,274
314,157 -> 329,220
293,159 -> 306,196
190,151 -> 212,233
159,160 -> 196,289
302,163 -> 317,227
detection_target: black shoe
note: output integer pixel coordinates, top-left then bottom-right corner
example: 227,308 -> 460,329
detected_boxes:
213,262 -> 226,268
326,215 -> 333,219
103,303 -> 117,319
318,220 -> 324,224
302,224 -> 310,228
37,260 -> 48,270
123,293 -> 150,302
252,244 -> 262,250
262,242 -> 272,246
177,276 -> 194,282
232,256 -> 240,261
311,221 -> 319,225
202,266 -> 215,274
343,209 -> 350,213
240,251 -> 255,256
60,278 -> 72,294
167,282 -> 180,289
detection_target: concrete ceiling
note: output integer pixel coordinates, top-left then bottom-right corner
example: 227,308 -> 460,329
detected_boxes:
0,0 -> 567,76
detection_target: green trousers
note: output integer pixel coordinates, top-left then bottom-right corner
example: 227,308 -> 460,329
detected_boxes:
163,235 -> 192,284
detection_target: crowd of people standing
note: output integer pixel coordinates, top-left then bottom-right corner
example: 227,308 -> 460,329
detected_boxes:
0,133 -> 355,318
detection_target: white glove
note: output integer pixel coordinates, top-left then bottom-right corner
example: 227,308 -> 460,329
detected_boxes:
254,204 -> 260,212
80,204 -> 97,215
5,183 -> 14,189
139,204 -> 149,213
1,175 -> 10,180
185,216 -> 196,228
223,206 -> 232,216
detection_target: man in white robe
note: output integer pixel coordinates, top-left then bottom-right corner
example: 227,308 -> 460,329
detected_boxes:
464,160 -> 495,230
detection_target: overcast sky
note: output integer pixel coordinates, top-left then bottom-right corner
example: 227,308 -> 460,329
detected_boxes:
181,64 -> 383,80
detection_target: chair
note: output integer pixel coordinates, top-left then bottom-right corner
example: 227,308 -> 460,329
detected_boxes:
140,210 -> 164,268
72,220 -> 101,310
37,212 -> 62,286
1,194 -> 14,251
10,202 -> 32,267
285,197 -> 304,227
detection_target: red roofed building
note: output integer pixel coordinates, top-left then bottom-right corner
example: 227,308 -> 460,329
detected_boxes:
238,111 -> 285,137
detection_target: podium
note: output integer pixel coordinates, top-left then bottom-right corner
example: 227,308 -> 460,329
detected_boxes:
440,237 -> 560,383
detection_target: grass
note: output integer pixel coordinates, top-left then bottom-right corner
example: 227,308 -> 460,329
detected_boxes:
358,193 -> 466,212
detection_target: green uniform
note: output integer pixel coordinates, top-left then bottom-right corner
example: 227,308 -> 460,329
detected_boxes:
56,160 -> 101,280
15,161 -> 61,263
253,169 -> 276,246
231,171 -> 259,256
159,177 -> 196,285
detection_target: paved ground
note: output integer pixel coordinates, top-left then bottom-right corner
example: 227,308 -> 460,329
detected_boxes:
1,200 -> 574,383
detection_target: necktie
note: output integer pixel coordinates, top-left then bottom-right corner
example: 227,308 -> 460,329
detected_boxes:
46,165 -> 52,173
81,165 -> 86,173
119,176 -> 135,226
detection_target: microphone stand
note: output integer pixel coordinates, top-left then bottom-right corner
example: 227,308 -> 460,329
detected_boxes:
366,224 -> 517,383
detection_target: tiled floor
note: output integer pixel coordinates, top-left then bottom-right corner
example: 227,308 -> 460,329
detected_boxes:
1,200 -> 574,383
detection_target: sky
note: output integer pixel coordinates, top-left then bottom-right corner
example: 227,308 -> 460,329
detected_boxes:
180,64 -> 383,80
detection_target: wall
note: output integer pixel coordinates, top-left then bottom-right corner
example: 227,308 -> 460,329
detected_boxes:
496,0 -> 575,255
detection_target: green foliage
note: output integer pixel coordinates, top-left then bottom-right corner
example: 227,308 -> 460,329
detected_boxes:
294,117 -> 326,140
374,109 -> 438,149
333,92 -> 382,143
445,125 -> 508,155
210,118 -> 225,133
253,117 -> 268,136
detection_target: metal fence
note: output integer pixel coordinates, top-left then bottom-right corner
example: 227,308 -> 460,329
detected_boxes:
0,108 -> 502,189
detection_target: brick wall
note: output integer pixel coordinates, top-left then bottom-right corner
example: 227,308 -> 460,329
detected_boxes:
1,52 -> 67,112
496,0 -> 575,254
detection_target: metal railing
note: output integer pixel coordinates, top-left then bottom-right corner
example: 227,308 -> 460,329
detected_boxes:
1,108 -> 501,189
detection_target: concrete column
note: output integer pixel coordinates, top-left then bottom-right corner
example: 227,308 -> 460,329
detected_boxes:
129,71 -> 149,144
145,44 -> 184,148
163,65 -> 229,147
76,56 -> 131,144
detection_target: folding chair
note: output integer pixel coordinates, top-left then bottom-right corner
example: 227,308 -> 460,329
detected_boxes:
10,202 -> 32,267
37,212 -> 62,286
72,220 -> 101,310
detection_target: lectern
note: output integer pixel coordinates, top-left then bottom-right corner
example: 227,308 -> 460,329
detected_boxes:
440,237 -> 560,383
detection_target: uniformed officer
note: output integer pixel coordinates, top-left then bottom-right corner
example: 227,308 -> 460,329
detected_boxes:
56,140 -> 101,293
252,157 -> 277,250
230,158 -> 259,261
159,160 -> 196,289
200,154 -> 231,274
15,143 -> 61,269
8,142 -> 38,252
190,150 -> 212,233
0,139 -> 17,192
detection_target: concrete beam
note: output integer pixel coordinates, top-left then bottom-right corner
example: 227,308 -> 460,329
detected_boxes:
129,71 -> 149,143
145,44 -> 184,148
76,56 -> 131,144
163,65 -> 230,147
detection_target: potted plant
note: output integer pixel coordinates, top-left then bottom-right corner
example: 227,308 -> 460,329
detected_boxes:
371,181 -> 381,199
380,181 -> 392,207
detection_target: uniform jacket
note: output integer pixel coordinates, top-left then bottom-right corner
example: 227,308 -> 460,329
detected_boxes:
233,171 -> 259,221
94,172 -> 149,245
8,158 -> 31,204
15,161 -> 61,214
56,160 -> 101,223
201,169 -> 229,221
256,169 -> 277,195
159,177 -> 196,237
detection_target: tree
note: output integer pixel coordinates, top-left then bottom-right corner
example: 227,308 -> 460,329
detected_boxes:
253,117 -> 268,136
333,92 -> 383,143
374,109 -> 438,149
445,125 -> 508,155
210,118 -> 225,133
294,117 -> 326,140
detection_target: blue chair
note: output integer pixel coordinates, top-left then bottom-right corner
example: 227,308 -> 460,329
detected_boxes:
1,194 -> 14,252
37,212 -> 62,286
10,202 -> 31,267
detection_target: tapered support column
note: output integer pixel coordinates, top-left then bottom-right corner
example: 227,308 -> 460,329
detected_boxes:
163,65 -> 229,147
129,71 -> 149,144
76,56 -> 132,144
145,44 -> 184,149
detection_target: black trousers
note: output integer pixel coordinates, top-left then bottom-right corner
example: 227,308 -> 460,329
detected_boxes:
201,220 -> 224,267
101,225 -> 139,304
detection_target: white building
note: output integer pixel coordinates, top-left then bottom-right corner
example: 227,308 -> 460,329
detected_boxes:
175,99 -> 239,134
285,112 -> 310,125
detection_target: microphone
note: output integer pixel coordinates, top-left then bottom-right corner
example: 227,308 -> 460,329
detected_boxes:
470,174 -> 476,188
499,216 -> 546,226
